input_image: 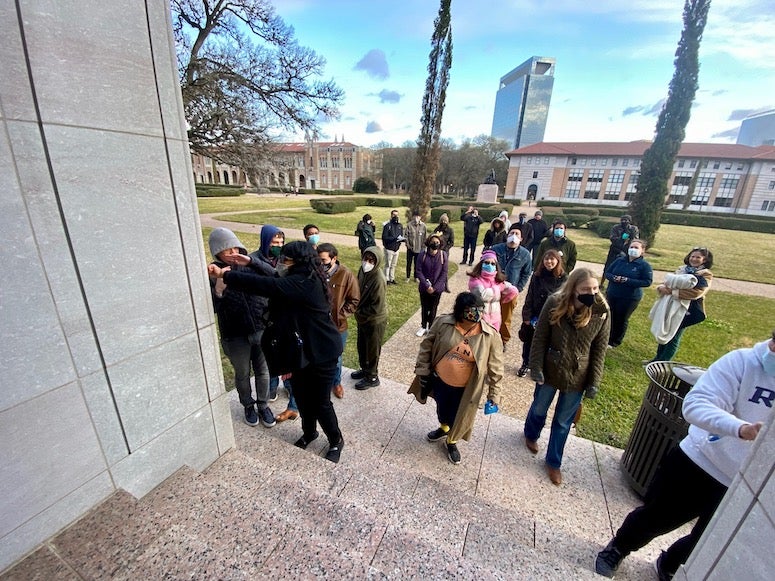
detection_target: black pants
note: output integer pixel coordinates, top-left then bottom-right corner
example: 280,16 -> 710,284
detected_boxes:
613,446 -> 727,574
292,359 -> 342,445
606,295 -> 641,347
462,235 -> 477,264
419,290 -> 442,329
356,319 -> 386,378
406,249 -> 420,279
431,374 -> 464,431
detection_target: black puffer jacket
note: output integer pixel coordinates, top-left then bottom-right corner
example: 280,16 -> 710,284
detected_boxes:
521,270 -> 568,321
209,252 -> 271,338
224,267 -> 342,365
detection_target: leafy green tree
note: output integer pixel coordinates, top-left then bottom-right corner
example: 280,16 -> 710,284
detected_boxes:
407,0 -> 452,219
353,176 -> 379,194
171,0 -> 343,177
630,0 -> 711,246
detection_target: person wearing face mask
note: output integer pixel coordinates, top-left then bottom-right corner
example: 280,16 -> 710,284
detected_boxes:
356,214 -> 376,252
408,292 -> 504,465
351,247 -> 387,390
491,225 -> 533,349
482,217 -> 507,250
596,331 -> 775,579
432,213 -> 455,253
415,234 -> 449,336
649,246 -> 714,363
527,210 -> 549,256
382,209 -> 404,285
467,250 -> 518,332
405,211 -> 427,282
515,212 -> 534,250
460,206 -> 484,266
533,218 -> 577,272
208,241 -> 345,463
303,224 -> 321,248
604,239 -> 653,348
602,214 -> 640,282
318,243 -> 360,399
525,268 -> 610,485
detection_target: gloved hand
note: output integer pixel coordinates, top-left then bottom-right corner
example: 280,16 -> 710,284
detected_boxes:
418,375 -> 432,398
585,385 -> 599,399
484,400 -> 499,415
622,232 -> 630,240
531,370 -> 545,385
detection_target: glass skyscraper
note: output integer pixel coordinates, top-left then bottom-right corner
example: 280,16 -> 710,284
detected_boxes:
491,56 -> 555,150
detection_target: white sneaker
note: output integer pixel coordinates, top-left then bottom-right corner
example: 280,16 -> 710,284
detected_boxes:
416,327 -> 427,337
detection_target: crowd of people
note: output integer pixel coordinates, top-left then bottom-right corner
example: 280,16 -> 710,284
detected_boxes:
206,205 -> 768,579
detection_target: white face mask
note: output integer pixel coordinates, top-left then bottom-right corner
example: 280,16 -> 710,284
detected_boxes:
276,263 -> 290,277
628,247 -> 641,258
507,234 -> 520,246
362,261 -> 374,273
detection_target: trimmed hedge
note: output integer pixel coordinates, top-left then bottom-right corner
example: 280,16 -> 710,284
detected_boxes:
309,199 -> 357,214
195,184 -> 244,197
308,196 -> 409,214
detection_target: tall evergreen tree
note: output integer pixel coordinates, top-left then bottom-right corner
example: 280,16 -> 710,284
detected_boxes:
408,0 -> 453,219
630,0 -> 711,246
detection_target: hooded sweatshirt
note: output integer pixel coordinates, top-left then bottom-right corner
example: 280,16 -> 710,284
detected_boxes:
355,246 -> 387,324
249,224 -> 282,268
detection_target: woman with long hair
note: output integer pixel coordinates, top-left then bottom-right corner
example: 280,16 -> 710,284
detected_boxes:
525,267 -> 610,485
467,249 -> 517,332
517,248 -> 567,377
415,234 -> 449,336
208,241 -> 346,463
650,246 -> 713,362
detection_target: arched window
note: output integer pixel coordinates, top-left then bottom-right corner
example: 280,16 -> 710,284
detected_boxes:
527,184 -> 538,200
223,171 -> 229,185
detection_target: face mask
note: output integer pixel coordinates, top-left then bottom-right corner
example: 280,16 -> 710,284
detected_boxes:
628,247 -> 641,258
391,216 -> 399,223
621,221 -> 629,228
507,234 -> 520,246
462,307 -> 482,323
554,228 -> 565,238
481,263 -> 497,274
307,234 -> 320,245
762,348 -> 775,376
362,261 -> 374,273
276,263 -> 290,277
577,293 -> 596,307
270,246 -> 281,258
321,262 -> 333,272
429,242 -> 441,250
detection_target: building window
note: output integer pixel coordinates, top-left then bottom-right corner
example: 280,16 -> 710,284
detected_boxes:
319,156 -> 327,168
590,158 -> 597,166
737,162 -> 744,171
567,169 -> 584,182
565,169 -> 583,198
332,156 -> 340,168
689,160 -> 697,168
584,169 -> 603,199
624,172 -> 639,201
580,158 -> 587,166
713,161 -> 720,169
344,156 -> 353,169
768,180 -> 775,190
345,175 -> 351,186
611,158 -> 618,167
622,159 -> 629,167
544,157 -> 550,164
713,174 -> 739,207
669,172 -> 693,205
526,156 -> 532,165
604,170 -> 625,200
725,161 -> 732,170
761,200 -> 775,212
571,157 -> 577,165
677,159 -> 685,168
532,171 -> 538,179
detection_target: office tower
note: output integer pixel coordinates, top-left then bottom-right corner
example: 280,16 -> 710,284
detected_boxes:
491,56 -> 555,149
737,110 -> 775,146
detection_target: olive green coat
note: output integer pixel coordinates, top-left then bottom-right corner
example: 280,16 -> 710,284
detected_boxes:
408,314 -> 504,442
528,294 -> 610,392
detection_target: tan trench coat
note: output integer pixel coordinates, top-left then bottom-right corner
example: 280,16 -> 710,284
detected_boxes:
408,314 -> 504,442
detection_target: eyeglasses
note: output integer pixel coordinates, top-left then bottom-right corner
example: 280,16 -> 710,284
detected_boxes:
482,261 -> 497,265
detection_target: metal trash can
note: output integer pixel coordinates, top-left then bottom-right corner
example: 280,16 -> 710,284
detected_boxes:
620,361 -> 706,496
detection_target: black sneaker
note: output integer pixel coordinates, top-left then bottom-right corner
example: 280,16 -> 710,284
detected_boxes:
446,442 -> 461,464
517,365 -> 529,377
355,376 -> 380,390
654,551 -> 673,581
269,390 -> 278,402
325,438 -> 345,463
595,541 -> 625,578
427,428 -> 448,442
244,405 -> 258,427
350,369 -> 366,380
294,431 -> 319,450
258,406 -> 276,428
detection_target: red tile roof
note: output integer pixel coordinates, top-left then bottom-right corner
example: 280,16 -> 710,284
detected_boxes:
506,141 -> 775,160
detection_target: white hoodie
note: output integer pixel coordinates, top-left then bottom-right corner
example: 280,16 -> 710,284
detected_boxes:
680,340 -> 775,487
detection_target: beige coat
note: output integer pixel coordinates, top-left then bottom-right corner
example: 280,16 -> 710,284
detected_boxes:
408,314 -> 504,442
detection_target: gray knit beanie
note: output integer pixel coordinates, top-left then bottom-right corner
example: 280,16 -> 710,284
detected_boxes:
208,227 -> 245,259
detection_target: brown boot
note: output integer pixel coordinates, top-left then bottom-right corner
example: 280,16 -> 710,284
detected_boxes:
333,384 -> 344,399
547,465 -> 562,486
275,409 -> 299,423
525,438 -> 539,454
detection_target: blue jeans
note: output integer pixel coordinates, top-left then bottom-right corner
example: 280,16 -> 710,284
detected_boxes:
270,376 -> 297,412
333,330 -> 348,388
655,328 -> 685,361
524,383 -> 583,469
221,331 -> 270,408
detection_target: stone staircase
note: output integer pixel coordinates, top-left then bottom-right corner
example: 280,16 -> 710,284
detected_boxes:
2,375 -> 680,579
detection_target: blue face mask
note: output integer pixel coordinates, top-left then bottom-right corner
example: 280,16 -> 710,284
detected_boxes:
762,347 -> 775,377
307,234 -> 320,245
554,228 -> 565,238
482,263 -> 497,274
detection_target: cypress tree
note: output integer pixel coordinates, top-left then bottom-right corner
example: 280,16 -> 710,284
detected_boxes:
630,0 -> 711,246
408,0 -> 453,219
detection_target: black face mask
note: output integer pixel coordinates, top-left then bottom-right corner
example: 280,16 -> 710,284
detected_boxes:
577,293 -> 596,307
391,216 -> 399,223
429,242 -> 441,250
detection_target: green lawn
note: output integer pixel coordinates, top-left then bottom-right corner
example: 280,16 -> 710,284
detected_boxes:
201,200 -> 775,449
197,195 -> 311,214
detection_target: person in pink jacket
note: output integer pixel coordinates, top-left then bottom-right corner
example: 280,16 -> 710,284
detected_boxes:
467,250 -> 518,331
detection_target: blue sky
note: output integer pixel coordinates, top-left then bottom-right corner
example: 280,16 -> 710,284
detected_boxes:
273,0 -> 775,147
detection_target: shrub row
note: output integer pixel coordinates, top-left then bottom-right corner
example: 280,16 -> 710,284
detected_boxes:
195,184 -> 244,197
308,196 -> 409,214
309,199 -> 357,214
